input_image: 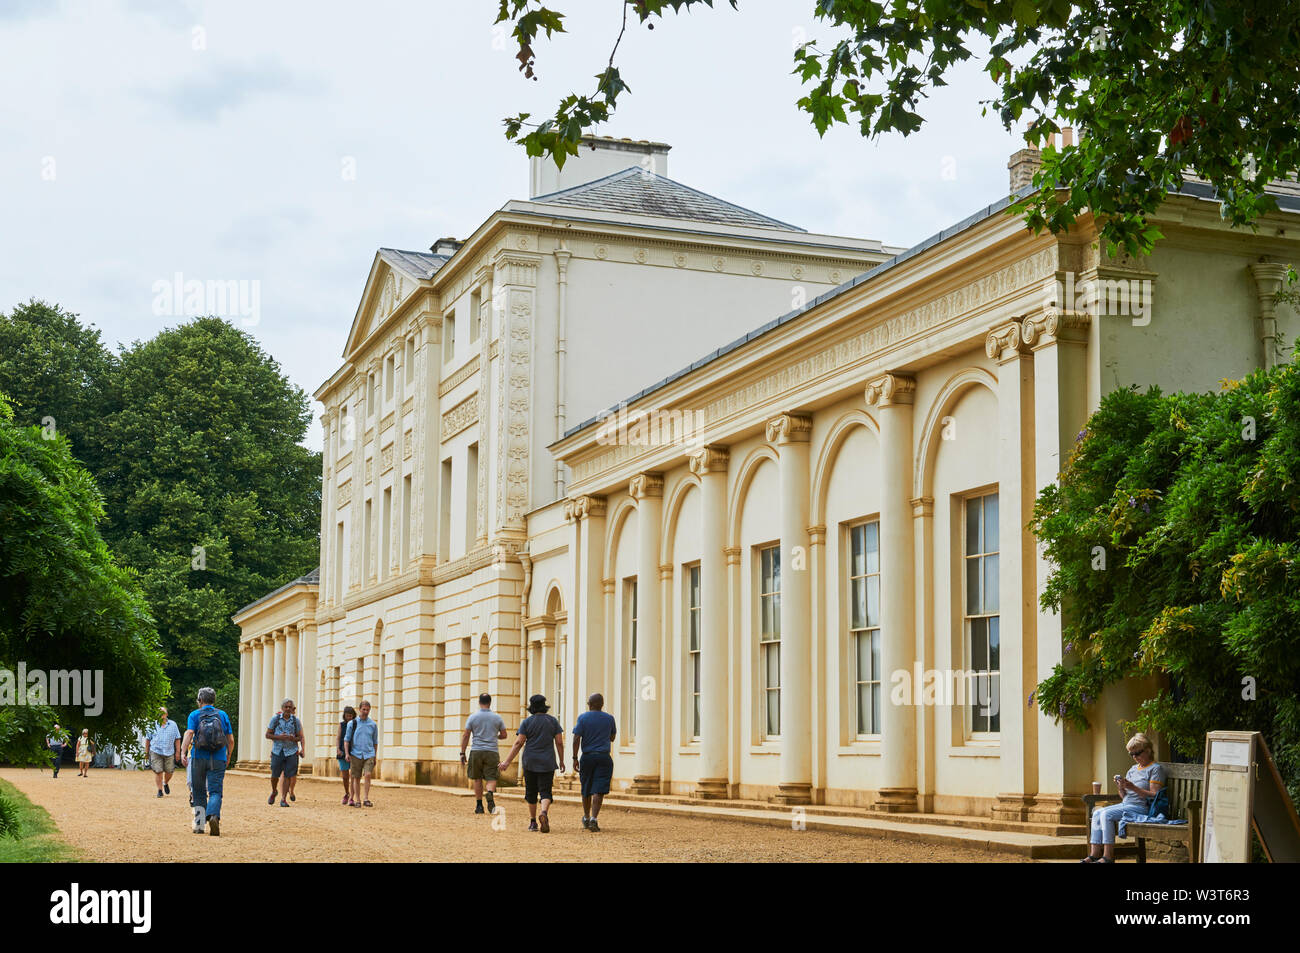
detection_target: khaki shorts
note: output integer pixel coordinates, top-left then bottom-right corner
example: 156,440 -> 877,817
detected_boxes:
467,749 -> 499,781
149,752 -> 175,774
349,755 -> 376,778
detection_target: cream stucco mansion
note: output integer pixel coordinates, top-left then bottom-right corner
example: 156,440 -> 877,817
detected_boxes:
235,137 -> 1300,821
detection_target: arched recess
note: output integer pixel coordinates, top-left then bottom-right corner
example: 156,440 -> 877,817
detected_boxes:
660,474 -> 701,567
913,367 -> 999,501
811,408 -> 880,528
601,496 -> 638,582
545,585 -> 564,615
726,445 -> 779,550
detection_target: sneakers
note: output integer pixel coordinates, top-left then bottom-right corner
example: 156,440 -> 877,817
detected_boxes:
485,794 -> 496,814
289,792 -> 295,802
280,800 -> 289,808
343,794 -> 350,805
163,783 -> 170,795
581,816 -> 590,830
157,790 -> 164,798
192,806 -> 206,834
475,802 -> 485,815
539,812 -> 550,834
208,817 -> 220,837
528,819 -> 539,832
587,818 -> 600,832
268,791 -> 277,805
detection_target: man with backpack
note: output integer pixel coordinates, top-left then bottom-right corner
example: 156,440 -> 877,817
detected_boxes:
181,686 -> 235,837
265,698 -> 304,808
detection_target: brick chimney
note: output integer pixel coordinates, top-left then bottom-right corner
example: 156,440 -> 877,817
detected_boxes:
529,135 -> 671,198
1008,145 -> 1042,191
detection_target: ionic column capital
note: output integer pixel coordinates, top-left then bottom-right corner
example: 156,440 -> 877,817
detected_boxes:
571,494 -> 607,520
688,444 -> 730,476
910,496 -> 935,518
864,373 -> 916,407
1021,309 -> 1091,349
765,412 -> 813,445
985,321 -> 1032,364
724,547 -> 742,566
629,473 -> 665,500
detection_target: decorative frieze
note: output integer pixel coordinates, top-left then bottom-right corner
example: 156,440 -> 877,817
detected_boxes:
568,246 -> 1057,484
337,480 -> 352,508
380,444 -> 394,474
403,430 -> 413,459
439,354 -> 480,397
441,393 -> 478,441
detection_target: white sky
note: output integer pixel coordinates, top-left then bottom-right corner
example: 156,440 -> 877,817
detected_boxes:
0,0 -> 1021,451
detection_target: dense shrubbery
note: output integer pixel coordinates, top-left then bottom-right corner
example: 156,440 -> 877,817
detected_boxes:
1032,353 -> 1300,800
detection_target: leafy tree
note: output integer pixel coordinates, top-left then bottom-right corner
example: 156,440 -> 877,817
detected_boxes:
0,394 -> 167,763
496,0 -> 1300,254
1031,355 -> 1300,800
100,318 -> 321,724
0,300 -> 117,473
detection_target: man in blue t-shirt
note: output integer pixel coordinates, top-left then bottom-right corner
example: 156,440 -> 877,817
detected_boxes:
181,687 -> 235,837
572,693 -> 617,832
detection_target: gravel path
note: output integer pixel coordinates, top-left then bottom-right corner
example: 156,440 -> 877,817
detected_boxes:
0,767 -> 1026,863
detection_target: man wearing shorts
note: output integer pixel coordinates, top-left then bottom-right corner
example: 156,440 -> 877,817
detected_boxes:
499,694 -> 564,832
144,708 -> 181,797
344,699 -> 379,808
460,693 -> 506,815
572,693 -> 616,832
265,698 -> 304,808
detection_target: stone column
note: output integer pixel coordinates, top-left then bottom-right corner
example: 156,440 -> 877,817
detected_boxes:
258,636 -> 274,766
1022,310 -> 1092,823
285,625 -> 300,717
1248,261 -> 1291,371
986,321 -> 1038,821
238,643 -> 252,763
911,495 -> 936,812
629,473 -> 664,793
767,412 -> 813,805
271,630 -> 286,726
690,445 -> 730,799
572,495 -> 608,708
299,624 -> 317,769
865,373 -> 919,813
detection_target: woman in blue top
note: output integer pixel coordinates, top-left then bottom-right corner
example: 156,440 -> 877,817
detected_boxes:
1082,732 -> 1167,863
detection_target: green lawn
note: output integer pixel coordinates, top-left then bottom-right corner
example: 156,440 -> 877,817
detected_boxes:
0,778 -> 81,863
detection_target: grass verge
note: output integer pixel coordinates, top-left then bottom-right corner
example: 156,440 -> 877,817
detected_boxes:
0,777 -> 81,863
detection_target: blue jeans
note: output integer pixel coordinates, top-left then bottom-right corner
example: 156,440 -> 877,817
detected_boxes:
1090,802 -> 1145,845
190,757 -> 227,820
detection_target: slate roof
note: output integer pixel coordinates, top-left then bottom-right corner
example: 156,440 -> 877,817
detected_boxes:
530,167 -> 806,232
378,248 -> 451,280
234,568 -> 320,618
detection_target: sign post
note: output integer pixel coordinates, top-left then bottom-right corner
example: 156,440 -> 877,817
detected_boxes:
1201,730 -> 1300,863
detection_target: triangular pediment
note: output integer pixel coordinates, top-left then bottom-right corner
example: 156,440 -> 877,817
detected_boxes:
341,248 -> 450,361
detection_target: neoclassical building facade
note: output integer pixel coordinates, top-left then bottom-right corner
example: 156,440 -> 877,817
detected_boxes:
238,140 -> 1300,817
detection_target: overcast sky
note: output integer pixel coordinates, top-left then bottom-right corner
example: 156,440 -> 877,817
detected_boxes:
0,0 -> 1021,450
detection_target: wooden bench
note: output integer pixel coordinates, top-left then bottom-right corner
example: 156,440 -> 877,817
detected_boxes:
1081,762 -> 1204,863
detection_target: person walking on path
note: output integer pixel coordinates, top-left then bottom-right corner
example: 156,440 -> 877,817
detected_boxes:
46,725 -> 69,778
75,729 -> 95,777
265,698 -> 305,808
499,694 -> 564,833
460,693 -> 507,815
144,708 -> 182,797
343,700 -> 378,808
572,693 -> 616,832
181,686 -> 235,837
336,706 -> 356,805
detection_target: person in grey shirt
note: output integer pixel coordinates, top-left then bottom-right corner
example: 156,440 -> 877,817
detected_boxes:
499,694 -> 565,832
460,693 -> 507,815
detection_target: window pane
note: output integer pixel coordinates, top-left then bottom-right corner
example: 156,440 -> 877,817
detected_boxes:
856,632 -> 871,681
865,521 -> 879,574
766,643 -> 781,688
984,494 -> 999,552
771,547 -> 780,590
970,617 -> 987,671
966,556 -> 982,615
988,674 -> 1001,732
983,553 -> 1000,614
767,690 -> 780,736
689,611 -> 699,652
871,630 -> 880,685
693,656 -> 701,692
867,575 -> 880,627
850,524 -> 865,576
871,680 -> 881,736
693,694 -> 701,739
850,577 -> 866,630
857,683 -> 871,735
966,498 -> 981,556
988,616 -> 1000,671
771,593 -> 781,636
761,596 -> 773,638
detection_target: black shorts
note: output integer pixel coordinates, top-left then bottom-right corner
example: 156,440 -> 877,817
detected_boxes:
578,752 -> 613,796
523,769 -> 554,804
270,751 -> 299,779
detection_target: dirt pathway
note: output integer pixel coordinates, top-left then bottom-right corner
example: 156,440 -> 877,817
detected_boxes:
0,767 -> 1025,862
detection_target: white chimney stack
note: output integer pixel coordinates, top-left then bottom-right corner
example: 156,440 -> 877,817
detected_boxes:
529,135 -> 671,198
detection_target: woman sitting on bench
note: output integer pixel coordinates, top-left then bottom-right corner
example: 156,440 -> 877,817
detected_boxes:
1082,732 -> 1167,863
